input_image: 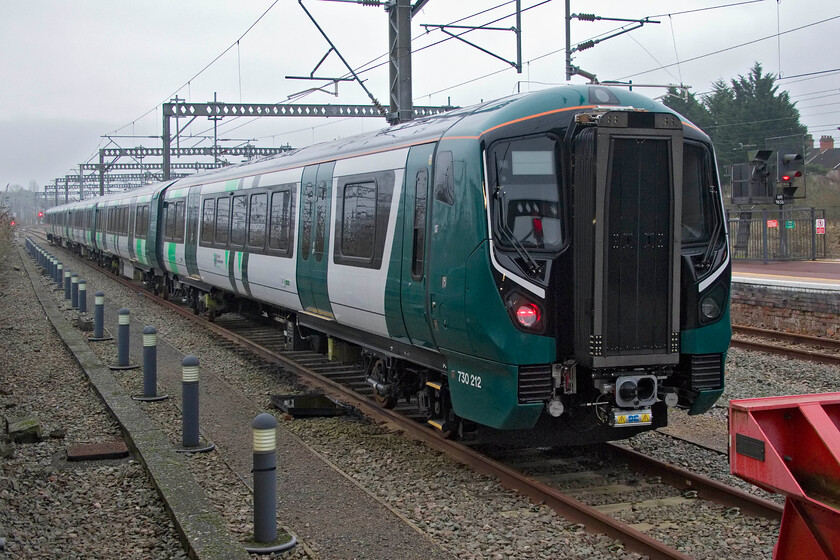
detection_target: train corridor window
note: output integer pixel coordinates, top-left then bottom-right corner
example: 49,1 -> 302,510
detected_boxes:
201,198 -> 215,245
230,195 -> 247,247
269,188 -> 295,254
490,135 -> 565,252
248,193 -> 267,250
411,169 -> 428,279
341,182 -> 377,260
215,197 -> 230,245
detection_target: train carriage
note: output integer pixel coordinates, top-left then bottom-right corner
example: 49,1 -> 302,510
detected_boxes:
47,85 -> 731,446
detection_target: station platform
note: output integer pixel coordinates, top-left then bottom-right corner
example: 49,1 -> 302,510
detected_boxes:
732,259 -> 840,291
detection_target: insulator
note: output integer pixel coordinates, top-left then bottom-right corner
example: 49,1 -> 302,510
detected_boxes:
577,40 -> 596,51
359,0 -> 380,6
576,13 -> 597,21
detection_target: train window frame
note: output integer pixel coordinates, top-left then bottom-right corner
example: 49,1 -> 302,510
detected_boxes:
681,142 -> 716,246
247,192 -> 268,251
267,185 -> 296,258
200,197 -> 215,246
135,204 -> 149,240
487,133 -> 568,255
230,194 -> 247,248
334,170 -> 395,270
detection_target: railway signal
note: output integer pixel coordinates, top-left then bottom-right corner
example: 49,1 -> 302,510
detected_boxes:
777,149 -> 804,199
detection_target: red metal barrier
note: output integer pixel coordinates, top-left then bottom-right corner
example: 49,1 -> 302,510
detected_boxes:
730,393 -> 840,560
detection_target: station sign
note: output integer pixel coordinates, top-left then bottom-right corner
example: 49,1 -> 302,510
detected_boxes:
816,218 -> 826,235
767,219 -> 779,228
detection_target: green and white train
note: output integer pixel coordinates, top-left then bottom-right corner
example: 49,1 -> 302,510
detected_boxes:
47,85 -> 731,445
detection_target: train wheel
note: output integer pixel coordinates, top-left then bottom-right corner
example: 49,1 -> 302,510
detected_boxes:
369,358 -> 397,409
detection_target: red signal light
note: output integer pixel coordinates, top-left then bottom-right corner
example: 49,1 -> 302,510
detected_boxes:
38,211 -> 44,218
515,303 -> 541,328
782,175 -> 791,182
10,221 -> 16,226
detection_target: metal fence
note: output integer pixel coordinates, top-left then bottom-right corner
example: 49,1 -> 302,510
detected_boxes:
727,207 -> 826,262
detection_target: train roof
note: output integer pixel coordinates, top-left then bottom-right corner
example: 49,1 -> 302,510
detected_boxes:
48,85 -> 710,212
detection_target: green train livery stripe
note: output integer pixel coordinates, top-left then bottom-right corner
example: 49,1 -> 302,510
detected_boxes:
227,250 -> 239,294
167,242 -> 179,275
241,251 -> 251,297
136,239 -> 146,265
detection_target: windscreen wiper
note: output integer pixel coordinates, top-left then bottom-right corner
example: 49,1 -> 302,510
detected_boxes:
698,183 -> 723,271
494,187 -> 543,277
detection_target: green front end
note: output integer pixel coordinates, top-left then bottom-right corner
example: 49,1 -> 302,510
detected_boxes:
679,306 -> 731,414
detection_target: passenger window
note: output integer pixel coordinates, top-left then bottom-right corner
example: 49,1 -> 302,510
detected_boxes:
341,182 -> 377,259
230,195 -> 247,247
269,188 -> 295,254
174,201 -> 185,243
215,197 -> 230,245
248,193 -> 267,249
201,199 -> 215,244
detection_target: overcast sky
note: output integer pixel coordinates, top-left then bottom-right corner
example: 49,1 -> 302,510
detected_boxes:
1,0 -> 838,190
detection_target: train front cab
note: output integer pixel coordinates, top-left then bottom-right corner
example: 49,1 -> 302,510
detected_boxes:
441,104 -> 730,445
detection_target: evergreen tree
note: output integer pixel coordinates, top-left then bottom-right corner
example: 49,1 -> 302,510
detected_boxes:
662,62 -> 806,169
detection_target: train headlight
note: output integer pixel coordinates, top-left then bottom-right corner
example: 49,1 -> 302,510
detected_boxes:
698,282 -> 727,325
700,293 -> 721,321
516,303 -> 541,328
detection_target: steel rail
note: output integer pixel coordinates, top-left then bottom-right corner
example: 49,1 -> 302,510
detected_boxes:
606,443 -> 783,521
731,325 -> 840,367
733,325 -> 840,351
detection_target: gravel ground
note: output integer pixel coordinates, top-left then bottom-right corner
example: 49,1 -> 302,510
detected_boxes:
0,236 -> 188,559
12,230 -> 838,560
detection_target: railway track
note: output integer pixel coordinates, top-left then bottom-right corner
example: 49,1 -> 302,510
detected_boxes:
30,230 -> 783,560
731,324 -> 840,366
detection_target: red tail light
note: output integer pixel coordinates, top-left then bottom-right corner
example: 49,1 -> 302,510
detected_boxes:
516,303 -> 541,328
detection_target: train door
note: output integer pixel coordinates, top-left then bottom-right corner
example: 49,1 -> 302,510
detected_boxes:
399,143 -> 437,348
296,162 -> 335,317
184,186 -> 201,279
